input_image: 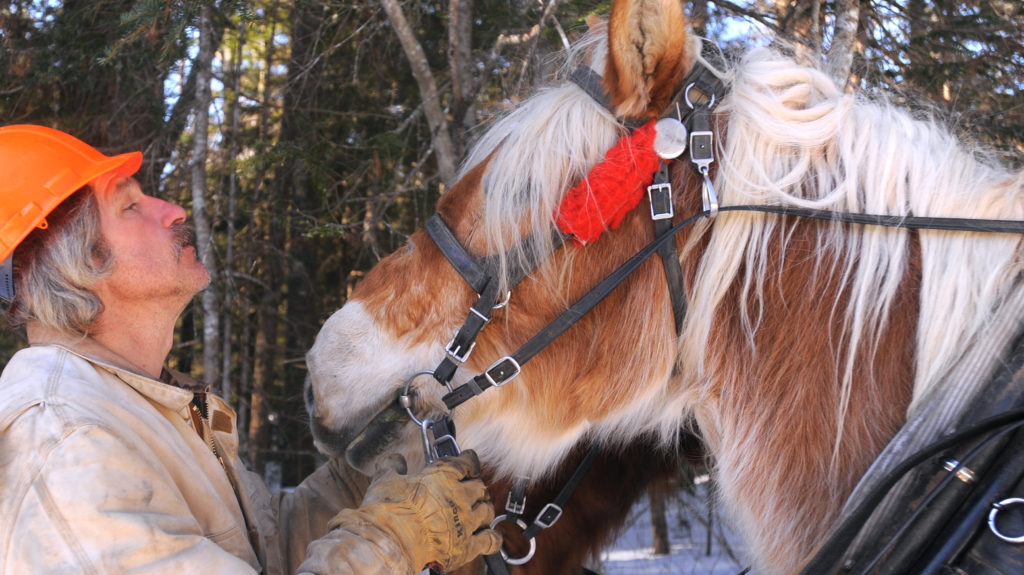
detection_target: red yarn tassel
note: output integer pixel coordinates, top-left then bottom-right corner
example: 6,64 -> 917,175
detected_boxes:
555,120 -> 660,245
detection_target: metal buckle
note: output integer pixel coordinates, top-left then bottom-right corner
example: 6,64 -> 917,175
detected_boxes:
533,503 -> 563,529
432,431 -> 461,459
505,476 -> 530,516
506,493 -> 527,516
689,131 -> 714,166
419,418 -> 462,463
445,334 -> 476,363
485,356 -> 521,387
701,168 -> 719,215
647,182 -> 674,221
419,419 -> 437,463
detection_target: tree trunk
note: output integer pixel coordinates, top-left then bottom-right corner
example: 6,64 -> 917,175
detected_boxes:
191,2 -> 222,387
379,0 -> 458,184
448,0 -> 474,157
221,14 -> 246,402
827,0 -> 861,90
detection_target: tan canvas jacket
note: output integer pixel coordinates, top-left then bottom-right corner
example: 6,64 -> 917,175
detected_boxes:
0,326 -> 417,574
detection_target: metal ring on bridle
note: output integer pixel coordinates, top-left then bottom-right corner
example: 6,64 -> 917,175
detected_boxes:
400,370 -> 446,425
489,514 -> 537,565
493,290 -> 511,310
684,82 -> 716,109
988,497 -> 1024,543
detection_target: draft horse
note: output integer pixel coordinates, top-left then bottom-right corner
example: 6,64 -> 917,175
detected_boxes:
305,0 -> 1024,572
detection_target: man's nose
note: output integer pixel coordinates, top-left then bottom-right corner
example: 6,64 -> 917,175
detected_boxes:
161,199 -> 188,227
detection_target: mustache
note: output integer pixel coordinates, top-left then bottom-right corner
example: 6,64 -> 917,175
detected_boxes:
171,223 -> 196,258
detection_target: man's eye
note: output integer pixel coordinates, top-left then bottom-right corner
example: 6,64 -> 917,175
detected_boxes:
125,202 -> 137,211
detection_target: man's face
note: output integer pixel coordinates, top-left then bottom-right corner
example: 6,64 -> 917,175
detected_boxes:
92,177 -> 210,309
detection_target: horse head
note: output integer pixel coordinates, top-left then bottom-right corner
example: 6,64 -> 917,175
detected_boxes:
306,0 -> 1024,572
306,0 -> 698,478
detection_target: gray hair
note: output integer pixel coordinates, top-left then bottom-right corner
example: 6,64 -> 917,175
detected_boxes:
7,186 -> 112,336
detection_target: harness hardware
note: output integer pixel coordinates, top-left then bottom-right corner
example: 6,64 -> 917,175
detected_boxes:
505,476 -> 530,518
445,334 -> 476,363
533,502 -> 564,529
988,498 -> 1024,544
648,181 -> 674,221
942,459 -> 977,484
485,356 -> 521,387
489,515 -> 537,565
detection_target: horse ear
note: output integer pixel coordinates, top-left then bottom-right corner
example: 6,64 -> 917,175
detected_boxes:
604,0 -> 692,119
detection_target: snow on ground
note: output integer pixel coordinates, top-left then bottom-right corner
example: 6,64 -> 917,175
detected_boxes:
596,480 -> 749,575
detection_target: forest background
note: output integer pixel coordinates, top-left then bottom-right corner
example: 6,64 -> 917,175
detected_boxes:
1,0 -> 1021,490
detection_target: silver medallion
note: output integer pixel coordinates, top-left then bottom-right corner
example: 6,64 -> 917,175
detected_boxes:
653,117 -> 688,160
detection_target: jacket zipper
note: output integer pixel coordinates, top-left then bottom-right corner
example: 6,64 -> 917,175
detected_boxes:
191,393 -> 224,467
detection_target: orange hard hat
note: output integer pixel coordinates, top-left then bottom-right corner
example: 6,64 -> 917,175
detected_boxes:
0,124 -> 143,263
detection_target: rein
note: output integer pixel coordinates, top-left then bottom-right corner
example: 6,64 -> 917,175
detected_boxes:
402,44 -> 1024,573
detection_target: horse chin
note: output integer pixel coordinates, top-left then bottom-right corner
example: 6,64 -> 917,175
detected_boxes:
308,415 -> 354,460
340,396 -> 419,473
306,388 -> 395,462
307,396 -> 426,476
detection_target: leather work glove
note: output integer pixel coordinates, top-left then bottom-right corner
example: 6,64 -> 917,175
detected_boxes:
325,450 -> 502,572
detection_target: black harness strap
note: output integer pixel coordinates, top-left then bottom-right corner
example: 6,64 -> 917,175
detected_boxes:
521,444 -> 601,540
483,445 -> 602,575
426,214 -> 491,294
725,204 -> 1024,235
570,48 -> 728,336
482,553 -> 512,575
570,66 -> 613,112
649,163 -> 688,333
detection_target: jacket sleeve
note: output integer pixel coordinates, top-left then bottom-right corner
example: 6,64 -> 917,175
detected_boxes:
6,423 -> 261,574
269,457 -> 377,574
272,457 -> 427,574
295,514 -> 419,575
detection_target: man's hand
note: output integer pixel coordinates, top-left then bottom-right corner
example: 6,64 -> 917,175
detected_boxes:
328,450 -> 502,572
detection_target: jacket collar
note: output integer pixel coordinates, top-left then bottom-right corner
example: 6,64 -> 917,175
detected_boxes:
26,322 -> 207,412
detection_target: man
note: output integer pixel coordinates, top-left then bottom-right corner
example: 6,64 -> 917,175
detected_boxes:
0,124 -> 502,574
